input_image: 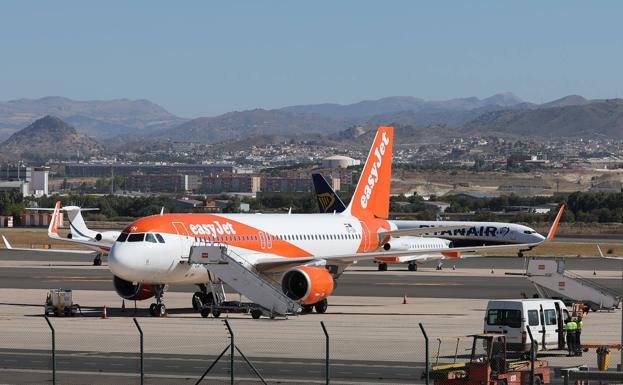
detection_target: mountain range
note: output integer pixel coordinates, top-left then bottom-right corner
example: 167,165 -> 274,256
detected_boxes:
1,93 -> 623,148
0,96 -> 186,140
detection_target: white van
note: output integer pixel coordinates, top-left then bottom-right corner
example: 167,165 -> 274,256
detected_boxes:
484,299 -> 570,352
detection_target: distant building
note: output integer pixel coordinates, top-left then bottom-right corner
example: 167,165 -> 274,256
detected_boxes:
261,177 -> 312,193
202,174 -> 261,194
322,155 -> 360,169
0,165 -> 48,197
63,163 -> 235,178
127,174 -> 196,193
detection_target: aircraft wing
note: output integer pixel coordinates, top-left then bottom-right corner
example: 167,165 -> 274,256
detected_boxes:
2,236 -> 96,255
253,242 -> 541,271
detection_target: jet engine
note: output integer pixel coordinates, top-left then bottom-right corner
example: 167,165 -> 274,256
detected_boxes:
281,266 -> 334,305
95,233 -> 102,241
383,240 -> 411,251
113,276 -> 155,301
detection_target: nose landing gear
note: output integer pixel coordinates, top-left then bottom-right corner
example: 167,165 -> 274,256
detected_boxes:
148,285 -> 167,317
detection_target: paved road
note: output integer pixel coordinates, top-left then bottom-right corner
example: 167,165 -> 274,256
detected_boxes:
0,348 -> 420,384
0,260 -> 620,299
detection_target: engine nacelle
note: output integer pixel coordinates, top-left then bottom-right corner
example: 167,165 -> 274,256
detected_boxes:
383,240 -> 411,251
281,266 -> 334,305
113,276 -> 155,301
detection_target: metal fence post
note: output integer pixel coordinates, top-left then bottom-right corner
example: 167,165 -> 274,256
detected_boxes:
321,321 -> 329,385
526,327 -> 536,385
133,318 -> 144,385
44,316 -> 56,385
419,323 -> 429,385
224,320 -> 234,385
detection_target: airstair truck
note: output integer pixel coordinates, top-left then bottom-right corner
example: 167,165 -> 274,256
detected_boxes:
525,259 -> 620,311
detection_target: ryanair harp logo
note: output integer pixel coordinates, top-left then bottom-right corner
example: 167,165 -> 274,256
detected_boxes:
318,192 -> 336,212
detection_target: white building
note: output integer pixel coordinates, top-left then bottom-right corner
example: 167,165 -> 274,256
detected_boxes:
322,155 -> 360,169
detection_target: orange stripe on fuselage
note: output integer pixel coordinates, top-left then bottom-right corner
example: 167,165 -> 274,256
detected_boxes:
124,213 -> 313,258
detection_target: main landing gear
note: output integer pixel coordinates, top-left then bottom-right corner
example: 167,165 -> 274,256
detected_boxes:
149,285 -> 166,317
378,262 -> 388,271
93,253 -> 102,266
408,262 -> 418,272
192,284 -> 213,311
300,299 -> 328,314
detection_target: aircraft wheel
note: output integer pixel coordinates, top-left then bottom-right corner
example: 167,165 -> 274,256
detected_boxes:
408,263 -> 417,272
314,299 -> 328,314
149,303 -> 158,317
251,309 -> 262,319
378,263 -> 388,271
192,292 -> 203,310
157,304 -> 167,317
301,304 -> 314,314
212,308 -> 221,318
93,256 -> 102,266
200,308 -> 210,318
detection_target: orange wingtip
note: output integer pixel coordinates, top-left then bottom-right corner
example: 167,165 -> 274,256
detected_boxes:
546,204 -> 565,240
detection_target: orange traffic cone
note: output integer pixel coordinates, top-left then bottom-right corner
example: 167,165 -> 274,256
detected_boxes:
102,305 -> 109,319
121,300 -> 126,312
402,292 -> 408,304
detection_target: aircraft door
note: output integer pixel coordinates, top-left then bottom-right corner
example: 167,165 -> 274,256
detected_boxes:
258,231 -> 266,249
172,222 -> 190,259
359,221 -> 371,251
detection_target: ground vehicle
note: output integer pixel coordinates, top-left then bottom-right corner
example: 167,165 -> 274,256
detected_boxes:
431,334 -> 550,385
484,299 -> 570,352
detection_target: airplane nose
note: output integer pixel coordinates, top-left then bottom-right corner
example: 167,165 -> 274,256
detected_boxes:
108,244 -> 141,280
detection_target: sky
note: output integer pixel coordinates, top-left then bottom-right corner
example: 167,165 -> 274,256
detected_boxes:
1,1 -> 622,117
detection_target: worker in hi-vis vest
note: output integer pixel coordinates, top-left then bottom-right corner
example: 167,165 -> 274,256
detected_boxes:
564,318 -> 578,356
575,316 -> 584,356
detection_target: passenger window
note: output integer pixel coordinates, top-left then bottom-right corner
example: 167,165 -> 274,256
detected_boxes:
528,310 -> 539,326
145,233 -> 157,243
117,232 -> 129,242
544,309 -> 557,325
128,233 -> 145,242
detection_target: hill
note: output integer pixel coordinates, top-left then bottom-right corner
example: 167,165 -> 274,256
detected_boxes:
280,93 -> 525,119
0,116 -> 103,161
154,109 -> 351,144
0,96 -> 186,140
463,99 -> 623,138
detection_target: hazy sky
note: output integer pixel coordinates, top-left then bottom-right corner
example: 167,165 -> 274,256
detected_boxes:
1,1 -> 621,117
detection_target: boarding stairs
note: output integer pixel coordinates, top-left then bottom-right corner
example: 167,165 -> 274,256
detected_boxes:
524,258 -> 620,311
189,244 -> 301,317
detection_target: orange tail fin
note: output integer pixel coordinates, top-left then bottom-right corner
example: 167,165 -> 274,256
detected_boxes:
345,126 -> 393,219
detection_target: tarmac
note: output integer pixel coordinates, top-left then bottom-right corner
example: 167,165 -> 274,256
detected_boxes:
0,250 -> 622,384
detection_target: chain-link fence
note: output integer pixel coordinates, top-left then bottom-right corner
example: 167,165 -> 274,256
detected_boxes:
2,316 -> 623,384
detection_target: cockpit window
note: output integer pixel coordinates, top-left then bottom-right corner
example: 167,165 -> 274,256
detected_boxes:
117,232 -> 129,242
128,233 -> 145,242
155,233 -> 165,243
524,230 -> 537,234
145,233 -> 157,243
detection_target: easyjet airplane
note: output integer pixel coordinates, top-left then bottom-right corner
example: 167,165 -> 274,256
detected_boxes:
44,127 -> 541,317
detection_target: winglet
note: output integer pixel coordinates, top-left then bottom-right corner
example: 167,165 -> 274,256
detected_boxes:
48,201 -> 61,237
2,235 -> 12,249
546,204 -> 565,241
